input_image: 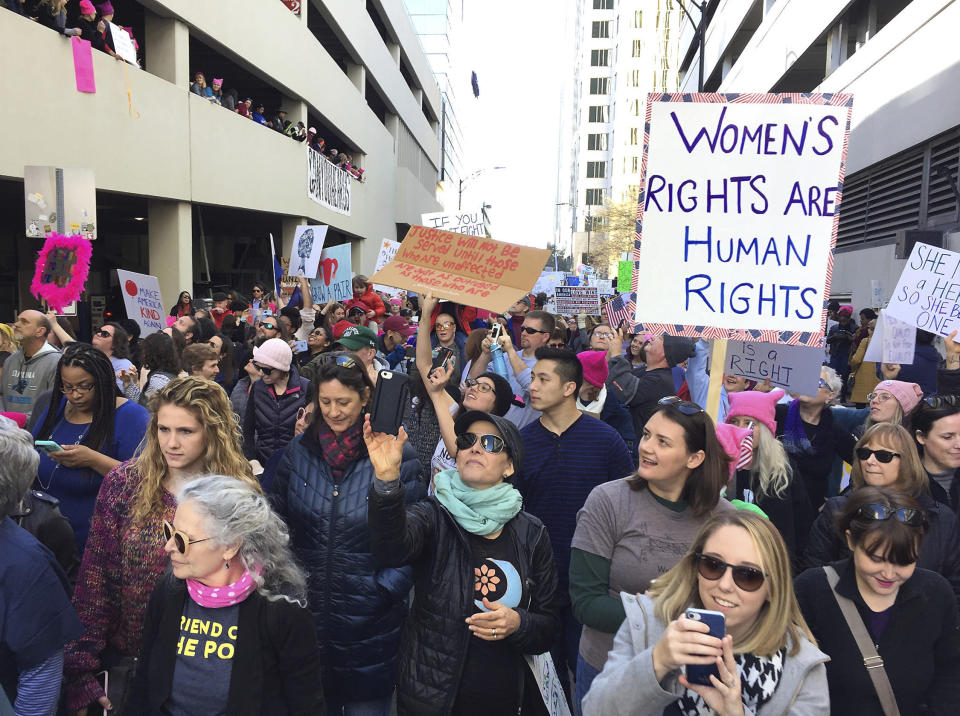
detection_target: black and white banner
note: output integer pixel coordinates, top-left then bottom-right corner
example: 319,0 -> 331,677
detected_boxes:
307,148 -> 351,216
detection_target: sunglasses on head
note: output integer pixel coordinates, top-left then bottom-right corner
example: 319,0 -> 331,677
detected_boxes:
658,396 -> 703,415
857,503 -> 924,526
694,553 -> 766,592
855,447 -> 901,463
162,519 -> 213,556
521,326 -> 548,335
455,432 -> 505,454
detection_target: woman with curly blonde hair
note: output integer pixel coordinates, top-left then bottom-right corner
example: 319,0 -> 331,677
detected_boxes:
64,376 -> 259,716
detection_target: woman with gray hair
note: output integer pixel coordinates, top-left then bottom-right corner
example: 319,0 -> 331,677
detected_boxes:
0,415 -> 83,715
127,474 -> 325,715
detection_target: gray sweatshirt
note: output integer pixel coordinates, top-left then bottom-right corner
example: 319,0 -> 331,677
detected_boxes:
0,342 -> 61,420
583,592 -> 830,716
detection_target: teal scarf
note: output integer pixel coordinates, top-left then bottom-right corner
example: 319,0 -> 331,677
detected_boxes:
433,468 -> 523,536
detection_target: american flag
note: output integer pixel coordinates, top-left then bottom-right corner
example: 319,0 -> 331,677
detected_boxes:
737,430 -> 754,471
604,293 -> 630,327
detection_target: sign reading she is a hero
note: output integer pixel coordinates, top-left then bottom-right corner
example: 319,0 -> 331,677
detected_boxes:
632,94 -> 853,346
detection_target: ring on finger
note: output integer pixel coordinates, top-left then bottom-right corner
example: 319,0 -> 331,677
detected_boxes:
493,628 -> 498,638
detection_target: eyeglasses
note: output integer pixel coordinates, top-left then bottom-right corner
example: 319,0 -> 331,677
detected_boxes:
62,381 -> 95,395
658,396 -> 703,415
436,321 -> 456,330
923,394 -> 960,409
464,378 -> 495,393
867,392 -> 893,403
857,503 -> 924,526
818,378 -> 828,389
521,326 -> 548,335
855,447 -> 901,463
455,432 -> 506,454
593,331 -> 615,339
253,363 -> 277,374
260,323 -> 277,331
95,329 -> 112,338
694,553 -> 766,592
162,519 -> 213,555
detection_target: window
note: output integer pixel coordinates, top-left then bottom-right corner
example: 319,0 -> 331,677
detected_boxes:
592,21 -> 610,38
588,105 -> 609,122
633,10 -> 642,28
630,127 -> 638,145
630,70 -> 641,87
631,156 -> 639,173
589,77 -> 609,94
586,188 -> 605,205
593,0 -> 614,8
591,49 -> 609,66
629,98 -> 640,116
587,133 -> 608,151
632,39 -> 642,57
587,161 -> 607,178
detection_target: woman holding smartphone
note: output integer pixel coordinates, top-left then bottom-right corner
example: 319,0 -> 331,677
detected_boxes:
583,511 -> 828,715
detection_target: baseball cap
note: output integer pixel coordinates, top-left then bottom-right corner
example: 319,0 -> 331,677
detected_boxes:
383,315 -> 415,337
336,325 -> 377,351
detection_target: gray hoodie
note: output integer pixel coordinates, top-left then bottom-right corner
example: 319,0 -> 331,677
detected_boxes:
0,342 -> 61,419
583,592 -> 830,716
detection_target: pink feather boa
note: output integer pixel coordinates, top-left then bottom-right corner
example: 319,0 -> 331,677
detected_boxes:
30,233 -> 93,313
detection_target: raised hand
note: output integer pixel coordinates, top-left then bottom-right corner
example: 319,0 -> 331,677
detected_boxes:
362,414 -> 407,481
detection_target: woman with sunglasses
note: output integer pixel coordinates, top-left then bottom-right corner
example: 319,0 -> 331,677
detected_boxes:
32,343 -> 150,555
120,332 -> 181,406
802,423 -> 960,602
296,325 -> 333,382
909,396 -> 960,510
169,290 -> 194,318
570,396 -> 735,711
271,357 -> 424,715
365,409 -> 560,715
795,486 -> 960,714
126,474 -> 325,714
64,376 -> 259,716
584,510 -> 827,716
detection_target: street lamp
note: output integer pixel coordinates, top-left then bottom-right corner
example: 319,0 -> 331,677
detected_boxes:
676,0 -> 708,92
458,166 -> 506,210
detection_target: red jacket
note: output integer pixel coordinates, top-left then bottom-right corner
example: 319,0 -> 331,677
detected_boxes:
355,285 -> 386,318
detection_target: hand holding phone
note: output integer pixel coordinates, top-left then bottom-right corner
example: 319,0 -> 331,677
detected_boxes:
652,608 -> 724,684
682,608 -> 726,686
35,440 -> 64,454
369,371 -> 410,435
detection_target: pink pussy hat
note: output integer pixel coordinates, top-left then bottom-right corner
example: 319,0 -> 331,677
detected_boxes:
726,388 -> 785,436
79,0 -> 96,14
873,380 -> 923,414
715,422 -> 754,478
577,350 -> 609,388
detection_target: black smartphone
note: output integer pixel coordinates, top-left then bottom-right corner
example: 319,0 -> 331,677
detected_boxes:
369,370 -> 410,435
430,346 -> 454,377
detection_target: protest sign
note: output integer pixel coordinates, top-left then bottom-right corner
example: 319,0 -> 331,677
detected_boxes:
420,208 -> 485,237
883,242 -> 960,342
108,23 -> 138,66
525,654 -> 571,716
871,280 -> 884,308
555,286 -> 600,315
632,94 -> 854,346
30,233 -> 93,313
291,225 -> 328,279
309,243 -> 352,305
617,260 -> 633,292
372,239 -> 403,295
723,340 -> 824,395
368,226 -> 550,314
116,269 -> 165,336
864,311 -> 916,364
533,271 -> 565,297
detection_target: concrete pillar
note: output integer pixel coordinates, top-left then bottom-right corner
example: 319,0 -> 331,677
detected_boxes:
413,88 -> 423,107
347,62 -> 366,95
384,113 -> 399,151
388,42 -> 400,66
280,216 -> 308,261
285,99 -> 308,131
144,11 -> 189,86
148,200 -> 193,307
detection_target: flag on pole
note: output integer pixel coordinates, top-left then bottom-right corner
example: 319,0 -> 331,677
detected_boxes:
604,292 -> 630,328
269,233 -> 282,300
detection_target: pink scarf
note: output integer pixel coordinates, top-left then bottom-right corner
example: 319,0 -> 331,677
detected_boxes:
186,569 -> 258,608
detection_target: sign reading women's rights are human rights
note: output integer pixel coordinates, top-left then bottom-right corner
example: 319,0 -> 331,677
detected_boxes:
632,94 -> 853,346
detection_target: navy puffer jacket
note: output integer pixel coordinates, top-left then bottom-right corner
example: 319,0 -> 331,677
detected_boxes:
271,428 -> 425,704
242,366 -> 311,463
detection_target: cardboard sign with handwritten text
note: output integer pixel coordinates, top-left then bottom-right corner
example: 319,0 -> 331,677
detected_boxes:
370,226 -> 551,313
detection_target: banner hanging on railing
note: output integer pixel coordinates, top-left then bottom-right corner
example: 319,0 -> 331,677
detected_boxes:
307,148 -> 351,215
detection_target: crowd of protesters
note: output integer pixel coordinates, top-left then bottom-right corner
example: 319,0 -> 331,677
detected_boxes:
1,275 -> 960,715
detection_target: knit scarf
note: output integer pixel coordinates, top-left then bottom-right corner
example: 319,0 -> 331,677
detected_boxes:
433,468 -> 522,536
782,399 -> 813,455
187,568 -> 259,608
677,648 -> 785,716
315,421 -> 364,479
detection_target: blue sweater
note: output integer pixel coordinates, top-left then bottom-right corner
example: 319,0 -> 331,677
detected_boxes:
514,414 -> 634,593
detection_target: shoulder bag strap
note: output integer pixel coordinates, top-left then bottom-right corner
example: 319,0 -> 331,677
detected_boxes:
823,566 -> 901,716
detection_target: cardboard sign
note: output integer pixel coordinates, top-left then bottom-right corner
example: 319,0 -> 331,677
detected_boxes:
884,242 -> 960,342
291,225 -> 329,279
371,239 -> 402,295
555,286 -> 600,315
369,226 -> 551,314
617,260 -> 633,292
117,270 -> 165,336
308,243 -> 352,304
724,340 -> 824,395
532,271 -> 565,297
420,208 -> 485,237
632,94 -> 854,346
864,311 -> 916,364
108,23 -> 137,66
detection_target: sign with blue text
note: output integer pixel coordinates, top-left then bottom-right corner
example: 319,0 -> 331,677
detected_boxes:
884,242 -> 960,342
308,243 -> 353,305
723,340 -> 824,395
864,310 -> 916,364
632,94 -> 854,346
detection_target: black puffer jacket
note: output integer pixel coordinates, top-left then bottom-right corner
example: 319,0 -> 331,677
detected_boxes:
242,367 -> 311,463
368,480 -> 561,716
801,491 -> 960,603
271,430 -> 425,704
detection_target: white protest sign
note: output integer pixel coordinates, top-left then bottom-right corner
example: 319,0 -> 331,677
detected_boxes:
108,23 -> 138,66
420,208 -> 485,237
884,242 -> 960,342
292,225 -> 329,278
372,238 -> 402,295
308,243 -> 352,304
871,279 -> 884,308
524,654 -> 572,716
555,285 -> 599,315
533,271 -> 566,297
724,340 -> 824,395
116,270 -> 164,336
633,94 -> 853,346
864,311 -> 916,364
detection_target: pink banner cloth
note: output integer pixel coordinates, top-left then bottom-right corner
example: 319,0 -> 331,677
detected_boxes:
71,37 -> 96,93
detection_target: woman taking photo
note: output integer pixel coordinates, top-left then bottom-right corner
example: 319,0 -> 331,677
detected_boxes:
271,358 -> 424,714
795,486 -> 960,713
626,332 -> 648,368
583,510 -> 829,715
570,397 -> 735,709
65,377 -> 259,715
365,409 -> 560,715
127,474 -> 325,714
32,343 -> 150,554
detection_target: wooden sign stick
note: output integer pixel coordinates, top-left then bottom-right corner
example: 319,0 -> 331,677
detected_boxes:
705,339 -> 727,423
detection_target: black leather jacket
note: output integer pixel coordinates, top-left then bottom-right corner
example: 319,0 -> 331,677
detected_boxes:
11,489 -> 79,584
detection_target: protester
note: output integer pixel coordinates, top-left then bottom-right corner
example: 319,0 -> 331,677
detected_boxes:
684,338 -> 757,424
209,291 -> 233,330
171,312 -> 199,344
180,342 -> 220,381
296,326 -> 332,379
583,510 -> 828,715
127,475 -> 325,714
365,409 -> 560,715
503,296 -> 531,349
92,321 -> 135,388
120,331 -> 180,405
319,299 -> 347,335
0,309 -> 60,419
169,291 -> 195,318
333,324 -> 385,384
270,358 -> 424,713
249,283 -> 274,317
625,332 -> 647,368
910,397 -> 960,510
827,305 -> 857,398
848,318 -> 880,406
209,76 -> 223,105
378,314 -> 415,370
570,396 -> 735,708
118,318 -> 142,369
190,71 -> 213,99
208,332 -> 237,392
835,378 -> 923,454
795,485 -> 960,713
426,303 -> 469,383
65,376 -> 259,714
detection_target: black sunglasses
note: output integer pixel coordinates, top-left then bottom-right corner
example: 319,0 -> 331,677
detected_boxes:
855,447 -> 901,463
521,326 -> 548,335
694,553 -> 766,592
253,362 -> 277,374
455,432 -> 505,454
260,322 -> 277,331
658,396 -> 703,415
857,503 -> 924,526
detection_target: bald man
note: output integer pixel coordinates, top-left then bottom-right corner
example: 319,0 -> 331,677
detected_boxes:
0,310 -> 61,419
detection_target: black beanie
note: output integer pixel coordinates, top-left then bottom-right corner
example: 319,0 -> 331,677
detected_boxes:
484,373 -> 517,417
662,335 -> 696,368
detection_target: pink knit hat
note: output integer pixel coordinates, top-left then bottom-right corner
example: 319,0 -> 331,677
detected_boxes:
577,350 -> 609,388
726,388 -> 785,436
79,0 -> 96,14
715,422 -> 753,477
252,338 -> 292,372
873,380 -> 923,413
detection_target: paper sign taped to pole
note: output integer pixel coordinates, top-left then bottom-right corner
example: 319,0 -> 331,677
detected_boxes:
117,270 -> 165,336
421,208 -> 485,237
372,239 -> 403,295
632,93 -> 854,346
883,242 -> 960,342
369,226 -> 551,314
723,340 -> 824,395
555,286 -> 600,315
864,311 -> 916,364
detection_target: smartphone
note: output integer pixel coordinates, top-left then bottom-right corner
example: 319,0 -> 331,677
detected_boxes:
292,340 -> 308,354
34,440 -> 64,453
430,346 -> 455,377
405,344 -> 417,359
684,608 -> 725,686
95,670 -> 109,716
490,322 -> 502,342
617,318 -> 627,332
369,370 -> 410,435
